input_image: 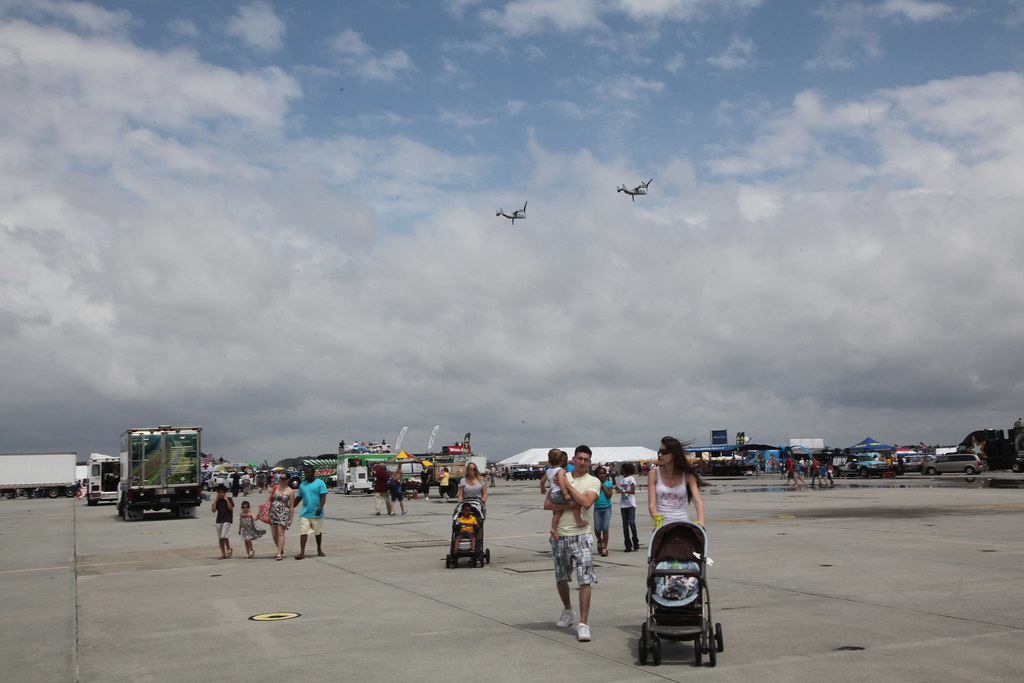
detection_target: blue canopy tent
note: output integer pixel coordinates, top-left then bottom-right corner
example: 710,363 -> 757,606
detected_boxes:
849,437 -> 895,452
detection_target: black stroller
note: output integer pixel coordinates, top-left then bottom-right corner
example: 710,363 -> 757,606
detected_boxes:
445,499 -> 490,568
638,521 -> 724,666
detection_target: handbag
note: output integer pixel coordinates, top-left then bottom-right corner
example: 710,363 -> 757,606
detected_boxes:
257,501 -> 271,524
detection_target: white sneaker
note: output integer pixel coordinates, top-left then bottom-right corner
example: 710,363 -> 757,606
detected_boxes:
576,623 -> 591,641
555,608 -> 573,628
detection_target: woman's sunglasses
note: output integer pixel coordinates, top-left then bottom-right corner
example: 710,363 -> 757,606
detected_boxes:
658,448 -> 670,455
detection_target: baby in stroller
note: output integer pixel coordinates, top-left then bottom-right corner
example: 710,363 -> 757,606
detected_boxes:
639,520 -> 723,667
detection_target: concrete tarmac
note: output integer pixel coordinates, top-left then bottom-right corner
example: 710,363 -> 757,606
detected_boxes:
2,474 -> 1023,682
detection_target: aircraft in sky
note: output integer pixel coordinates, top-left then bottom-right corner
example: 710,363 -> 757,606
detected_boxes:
496,202 -> 527,224
617,178 -> 652,202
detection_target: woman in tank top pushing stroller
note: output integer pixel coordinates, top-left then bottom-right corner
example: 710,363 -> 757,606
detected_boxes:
648,436 -> 706,529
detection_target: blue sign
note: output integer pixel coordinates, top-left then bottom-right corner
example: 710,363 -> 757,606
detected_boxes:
711,429 -> 728,445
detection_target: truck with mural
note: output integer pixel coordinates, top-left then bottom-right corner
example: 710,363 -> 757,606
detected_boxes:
0,452 -> 78,499
117,426 -> 202,521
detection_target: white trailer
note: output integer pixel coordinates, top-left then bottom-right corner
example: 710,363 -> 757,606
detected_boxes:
0,452 -> 78,499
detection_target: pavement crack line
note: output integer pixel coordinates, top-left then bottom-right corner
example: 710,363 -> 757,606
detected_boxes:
311,555 -> 678,681
72,498 -> 81,683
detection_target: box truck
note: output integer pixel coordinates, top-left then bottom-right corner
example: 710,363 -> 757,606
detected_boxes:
117,426 -> 202,521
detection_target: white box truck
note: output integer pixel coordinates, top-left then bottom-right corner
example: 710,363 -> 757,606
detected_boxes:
86,453 -> 120,505
118,426 -> 202,521
0,452 -> 78,499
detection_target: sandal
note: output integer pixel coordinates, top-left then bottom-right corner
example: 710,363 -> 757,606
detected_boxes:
275,554 -> 283,561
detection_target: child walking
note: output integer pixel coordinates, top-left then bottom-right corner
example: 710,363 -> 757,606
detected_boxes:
238,500 -> 265,558
542,448 -> 586,539
211,484 -> 234,559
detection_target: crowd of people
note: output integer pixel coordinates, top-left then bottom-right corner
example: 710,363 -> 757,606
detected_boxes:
205,437 -> 708,648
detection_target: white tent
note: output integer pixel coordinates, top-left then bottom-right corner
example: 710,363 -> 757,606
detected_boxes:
497,446 -> 657,468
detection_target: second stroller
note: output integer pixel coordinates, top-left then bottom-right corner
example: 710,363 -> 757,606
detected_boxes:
445,499 -> 490,568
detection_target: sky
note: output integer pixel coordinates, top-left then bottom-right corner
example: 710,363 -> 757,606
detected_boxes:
2,0 -> 1024,464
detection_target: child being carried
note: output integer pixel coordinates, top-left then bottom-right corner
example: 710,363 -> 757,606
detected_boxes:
542,448 -> 586,539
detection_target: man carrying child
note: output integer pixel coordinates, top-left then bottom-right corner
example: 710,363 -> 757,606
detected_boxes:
544,445 -> 600,643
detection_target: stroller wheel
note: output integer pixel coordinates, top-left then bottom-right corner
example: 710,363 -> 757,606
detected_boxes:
651,636 -> 662,666
445,555 -> 452,569
484,548 -> 491,564
692,640 -> 702,667
707,633 -> 717,667
638,623 -> 650,665
715,622 -> 724,652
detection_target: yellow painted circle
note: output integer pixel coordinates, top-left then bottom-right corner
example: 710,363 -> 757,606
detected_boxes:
777,515 -> 797,519
249,612 -> 301,621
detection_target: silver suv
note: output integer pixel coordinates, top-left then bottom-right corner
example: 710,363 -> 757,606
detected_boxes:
922,454 -> 986,475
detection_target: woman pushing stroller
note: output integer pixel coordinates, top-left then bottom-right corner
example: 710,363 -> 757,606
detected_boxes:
648,436 -> 706,529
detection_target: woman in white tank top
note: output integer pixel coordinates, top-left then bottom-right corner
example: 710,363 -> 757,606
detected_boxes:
648,436 -> 706,526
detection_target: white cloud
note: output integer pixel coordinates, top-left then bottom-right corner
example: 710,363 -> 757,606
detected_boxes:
595,74 -> 665,101
875,0 -> 954,22
707,34 -> 756,70
329,29 -> 415,82
225,1 -> 285,52
665,52 -> 687,73
806,2 -> 882,70
439,107 -> 494,128
480,0 -> 606,36
168,18 -> 198,38
7,0 -> 132,34
614,0 -> 763,21
504,100 -> 526,116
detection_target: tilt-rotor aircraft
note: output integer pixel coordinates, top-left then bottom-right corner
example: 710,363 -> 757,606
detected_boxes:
617,178 -> 652,201
496,202 -> 527,224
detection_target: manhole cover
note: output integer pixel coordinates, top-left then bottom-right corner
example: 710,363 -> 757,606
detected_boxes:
249,612 -> 301,621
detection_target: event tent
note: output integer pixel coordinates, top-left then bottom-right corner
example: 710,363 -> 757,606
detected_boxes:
497,446 -> 658,467
849,437 -> 895,452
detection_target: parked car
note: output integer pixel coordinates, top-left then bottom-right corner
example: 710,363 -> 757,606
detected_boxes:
900,454 -> 928,473
921,454 -> 986,475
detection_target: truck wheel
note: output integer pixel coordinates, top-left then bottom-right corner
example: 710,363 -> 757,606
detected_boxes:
65,488 -> 76,497
1012,462 -> 1023,473
48,488 -> 59,498
858,467 -> 869,478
